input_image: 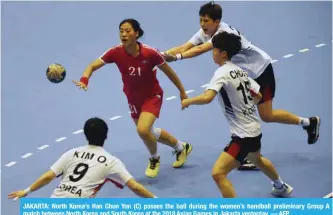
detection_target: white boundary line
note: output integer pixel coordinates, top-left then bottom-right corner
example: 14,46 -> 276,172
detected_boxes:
55,137 -> 67,142
110,116 -> 122,120
315,43 -> 326,48
72,129 -> 83,134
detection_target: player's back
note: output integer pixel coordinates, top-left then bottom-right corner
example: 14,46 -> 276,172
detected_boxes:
211,62 -> 261,138
50,145 -> 127,198
220,22 -> 272,79
190,22 -> 272,79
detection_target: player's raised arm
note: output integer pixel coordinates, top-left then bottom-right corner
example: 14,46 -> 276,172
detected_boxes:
158,63 -> 187,100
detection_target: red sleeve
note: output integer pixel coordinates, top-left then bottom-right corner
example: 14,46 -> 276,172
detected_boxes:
99,46 -> 118,64
149,48 -> 166,67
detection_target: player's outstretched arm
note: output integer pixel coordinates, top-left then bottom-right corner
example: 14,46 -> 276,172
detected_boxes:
181,90 -> 217,109
126,178 -> 157,198
158,63 -> 187,100
164,42 -> 194,55
165,42 -> 213,62
8,170 -> 56,200
73,58 -> 105,90
179,42 -> 213,60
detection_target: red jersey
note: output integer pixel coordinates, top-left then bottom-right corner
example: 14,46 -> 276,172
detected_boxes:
99,42 -> 165,103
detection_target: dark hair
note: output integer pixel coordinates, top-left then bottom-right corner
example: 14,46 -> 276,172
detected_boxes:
199,1 -> 222,21
212,31 -> 242,59
84,117 -> 108,147
119,19 -> 144,39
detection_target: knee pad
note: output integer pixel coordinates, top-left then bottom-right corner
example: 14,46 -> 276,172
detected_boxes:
151,127 -> 162,140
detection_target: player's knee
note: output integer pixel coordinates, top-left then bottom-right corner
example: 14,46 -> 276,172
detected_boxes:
150,127 -> 161,140
137,126 -> 151,139
212,166 -> 227,183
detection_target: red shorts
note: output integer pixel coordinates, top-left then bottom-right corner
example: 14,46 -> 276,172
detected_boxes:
128,94 -> 163,119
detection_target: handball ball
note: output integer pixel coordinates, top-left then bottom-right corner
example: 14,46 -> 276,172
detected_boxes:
46,63 -> 66,83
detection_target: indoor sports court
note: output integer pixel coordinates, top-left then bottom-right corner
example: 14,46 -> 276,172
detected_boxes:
2,1 -> 332,214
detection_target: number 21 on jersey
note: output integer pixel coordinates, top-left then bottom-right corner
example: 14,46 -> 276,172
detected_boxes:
129,67 -> 141,76
129,104 -> 138,114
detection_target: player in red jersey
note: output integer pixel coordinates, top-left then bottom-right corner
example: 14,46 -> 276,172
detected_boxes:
73,19 -> 193,178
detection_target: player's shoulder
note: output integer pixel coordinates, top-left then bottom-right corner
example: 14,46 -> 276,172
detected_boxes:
221,22 -> 230,29
103,44 -> 124,53
56,146 -> 84,161
215,61 -> 235,74
195,28 -> 209,39
196,27 -> 204,34
89,147 -> 119,161
65,145 -> 87,155
141,43 -> 160,53
228,61 -> 242,70
214,62 -> 241,79
218,22 -> 240,34
100,148 -> 115,158
141,43 -> 165,61
66,146 -> 83,153
111,43 -> 123,49
106,153 -> 127,168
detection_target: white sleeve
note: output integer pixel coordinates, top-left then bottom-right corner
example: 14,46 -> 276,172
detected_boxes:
188,30 -> 204,46
50,149 -> 73,177
248,77 -> 260,94
205,69 -> 228,92
107,158 -> 133,186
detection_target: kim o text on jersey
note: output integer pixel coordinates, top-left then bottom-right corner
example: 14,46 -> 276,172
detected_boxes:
74,151 -> 107,163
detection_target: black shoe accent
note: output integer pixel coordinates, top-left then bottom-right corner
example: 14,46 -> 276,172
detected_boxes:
303,116 -> 320,144
149,157 -> 159,169
237,159 -> 258,171
173,143 -> 190,161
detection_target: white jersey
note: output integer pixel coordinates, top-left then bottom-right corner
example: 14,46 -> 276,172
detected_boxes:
50,145 -> 132,198
189,22 -> 272,79
206,61 -> 261,138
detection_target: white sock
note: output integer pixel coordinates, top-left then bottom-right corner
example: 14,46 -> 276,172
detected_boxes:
173,140 -> 184,152
273,177 -> 284,189
151,152 -> 160,159
299,117 -> 310,126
